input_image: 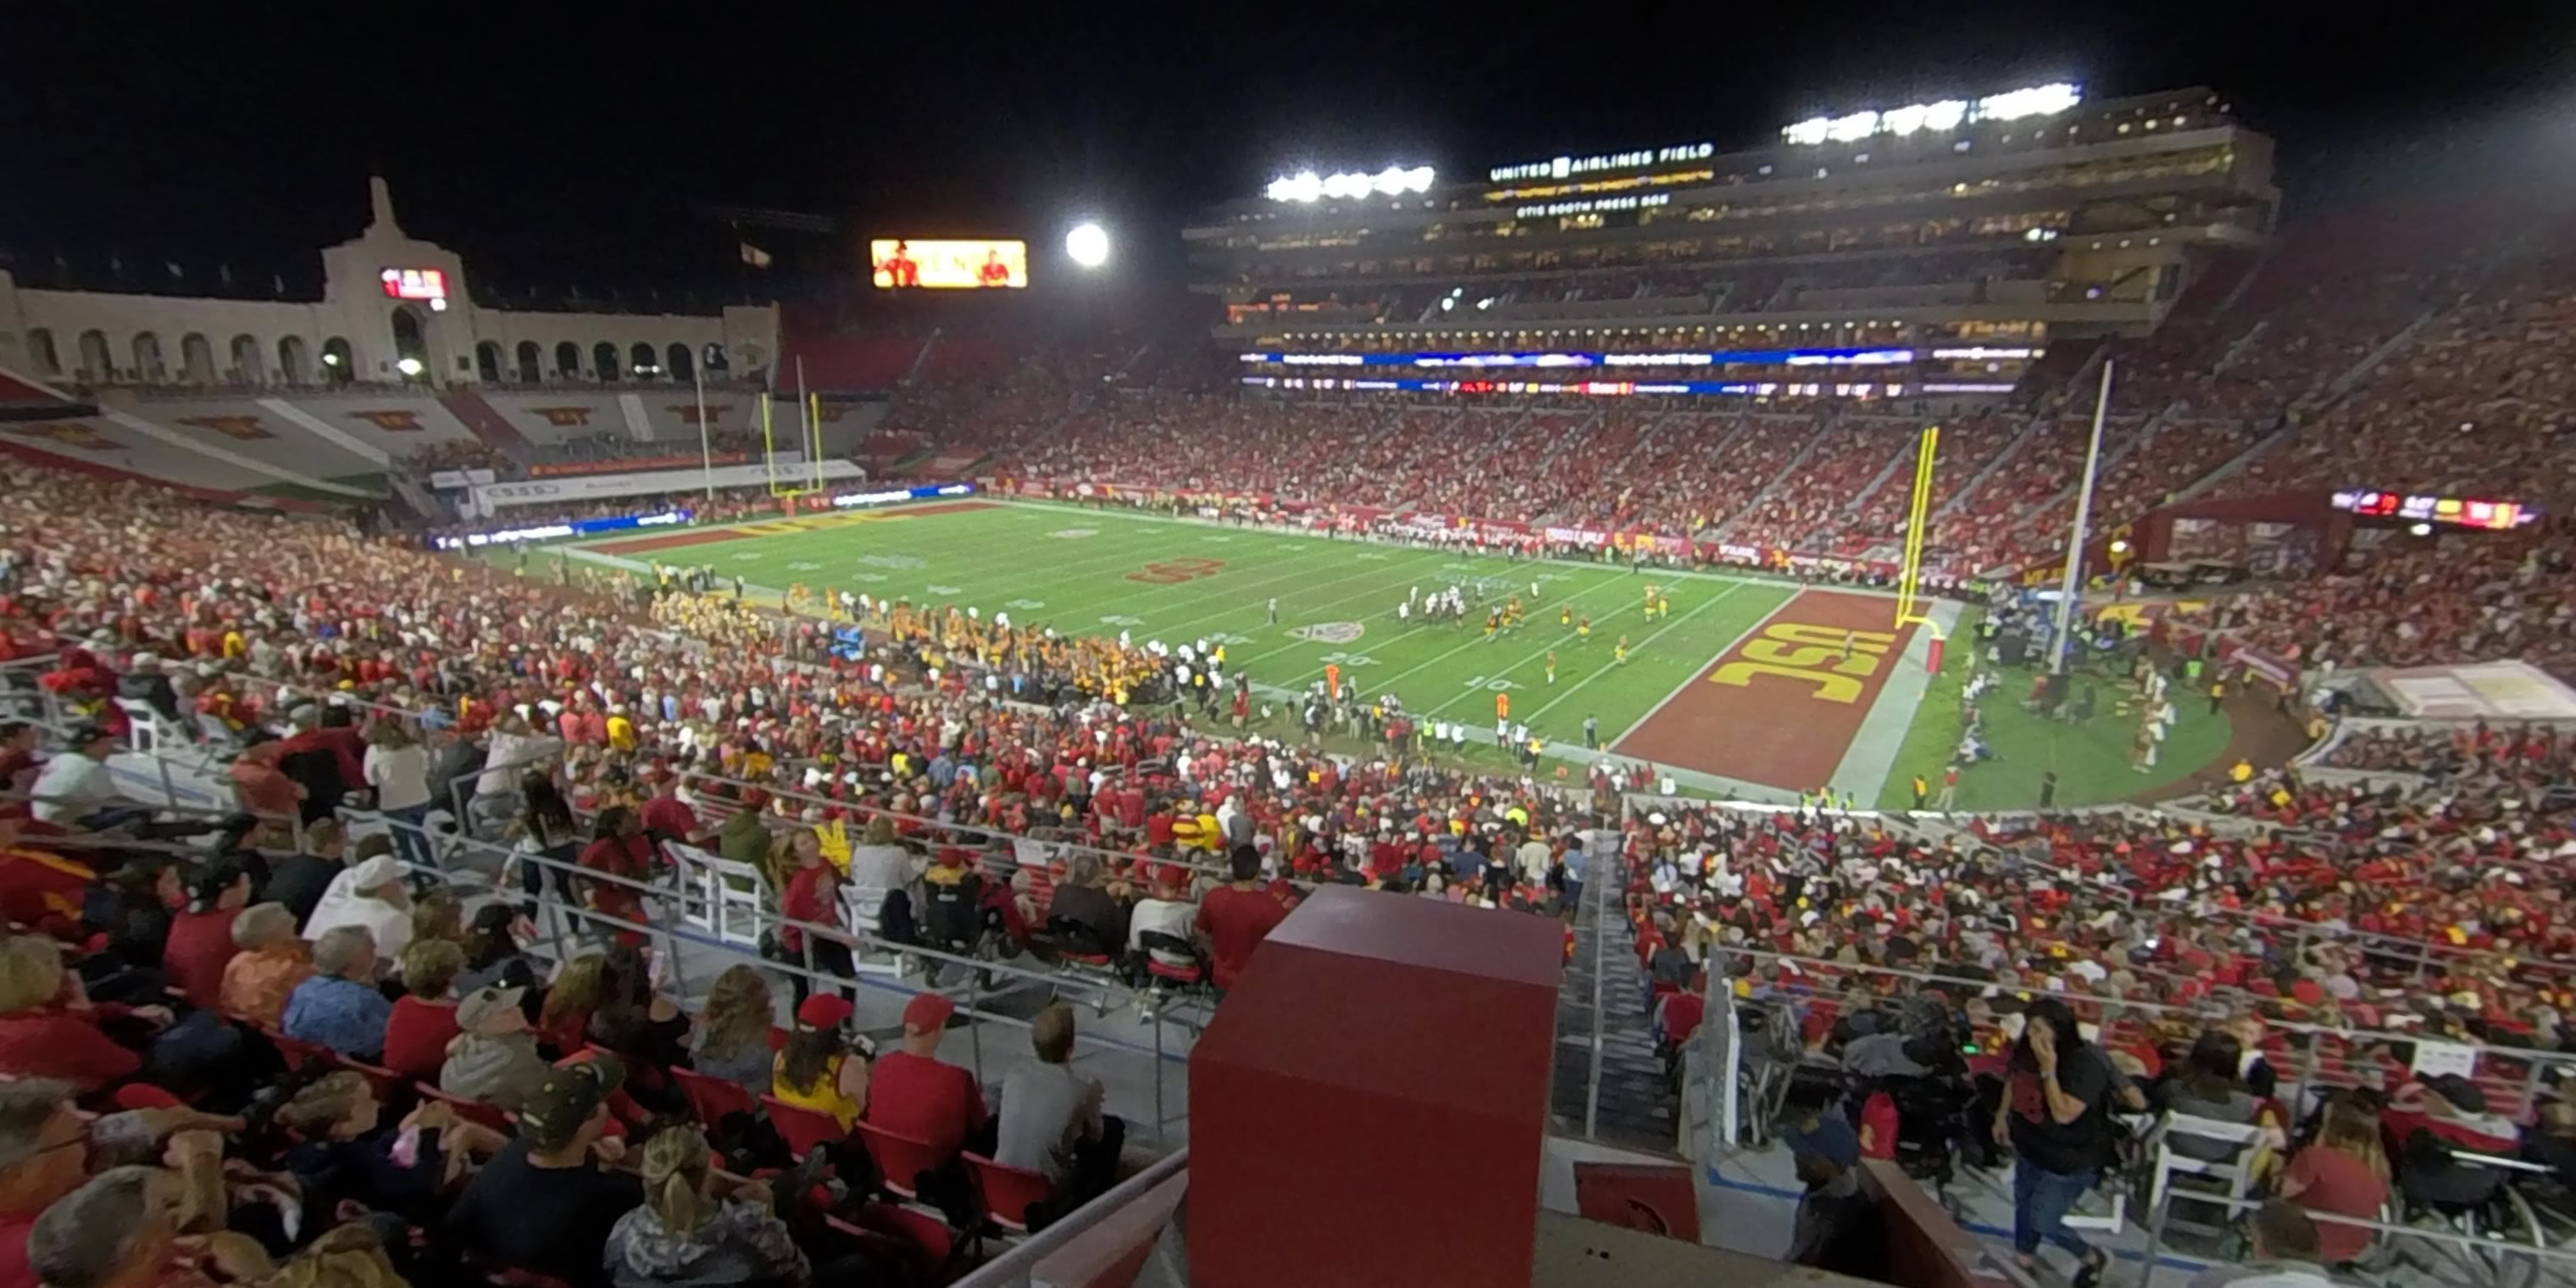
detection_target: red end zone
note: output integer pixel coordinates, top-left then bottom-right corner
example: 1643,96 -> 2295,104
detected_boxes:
1613,589 -> 1916,791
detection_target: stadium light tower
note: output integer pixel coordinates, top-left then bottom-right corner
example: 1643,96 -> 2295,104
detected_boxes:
1066,221 -> 1111,269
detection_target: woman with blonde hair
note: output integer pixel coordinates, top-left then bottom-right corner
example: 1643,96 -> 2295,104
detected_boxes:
688,965 -> 776,1098
602,1125 -> 809,1288
539,952 -> 612,1055
408,887 -> 464,949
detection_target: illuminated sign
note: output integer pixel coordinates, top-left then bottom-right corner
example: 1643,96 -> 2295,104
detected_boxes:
2331,490 -> 2538,530
1241,375 -> 1902,400
1780,83 -> 2083,146
379,268 -> 448,301
430,508 -> 691,551
869,240 -> 1028,290
1517,193 -> 1671,219
1264,166 -> 1435,203
1485,169 -> 1713,203
1489,143 -> 1713,184
829,482 -> 977,509
1241,347 -> 1916,370
1928,346 -> 2043,361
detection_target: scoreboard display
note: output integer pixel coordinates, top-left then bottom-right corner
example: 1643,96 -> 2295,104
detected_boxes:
869,240 -> 1028,290
2333,489 -> 2537,530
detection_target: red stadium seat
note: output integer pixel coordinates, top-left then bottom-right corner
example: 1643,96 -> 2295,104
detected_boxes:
672,1066 -> 757,1127
852,1119 -> 947,1201
964,1151 -> 1053,1234
762,1095 -> 847,1163
413,1082 -> 514,1135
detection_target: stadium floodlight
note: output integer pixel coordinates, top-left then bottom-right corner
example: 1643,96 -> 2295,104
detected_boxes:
1266,164 -> 1434,203
1971,82 -> 2083,123
395,357 -> 423,377
1066,222 -> 1110,269
1824,112 -> 1880,143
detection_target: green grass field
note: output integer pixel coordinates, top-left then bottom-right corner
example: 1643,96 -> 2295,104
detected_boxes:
575,500 -> 1791,769
538,498 -> 2235,808
1872,607 -> 2237,810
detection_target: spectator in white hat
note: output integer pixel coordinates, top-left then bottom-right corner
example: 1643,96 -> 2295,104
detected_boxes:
303,852 -> 414,963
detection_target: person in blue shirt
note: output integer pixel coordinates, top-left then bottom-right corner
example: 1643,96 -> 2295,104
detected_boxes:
284,925 -> 394,1060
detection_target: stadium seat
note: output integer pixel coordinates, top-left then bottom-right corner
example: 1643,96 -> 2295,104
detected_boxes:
672,1065 -> 757,1127
762,1094 -> 847,1163
963,1151 -> 1052,1234
852,1119 -> 947,1202
335,1055 -> 408,1102
413,1082 -> 515,1135
824,1207 -> 953,1281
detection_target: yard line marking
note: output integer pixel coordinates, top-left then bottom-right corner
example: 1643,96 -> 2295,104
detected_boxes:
1330,581 -> 1651,702
1518,580 -> 1762,726
1594,588 -> 1798,745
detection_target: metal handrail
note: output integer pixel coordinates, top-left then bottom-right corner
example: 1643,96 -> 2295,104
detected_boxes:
347,807 -> 1195,1142
947,1147 -> 1190,1288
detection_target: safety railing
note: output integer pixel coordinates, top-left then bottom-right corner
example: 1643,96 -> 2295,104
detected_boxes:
948,1147 -> 1190,1288
1688,947 -> 2576,1156
353,807 -> 1199,1147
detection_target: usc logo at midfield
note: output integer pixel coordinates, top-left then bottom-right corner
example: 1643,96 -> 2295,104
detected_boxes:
1709,623 -> 1896,704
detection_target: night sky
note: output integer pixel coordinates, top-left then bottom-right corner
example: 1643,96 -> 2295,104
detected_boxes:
3,3 -> 2571,299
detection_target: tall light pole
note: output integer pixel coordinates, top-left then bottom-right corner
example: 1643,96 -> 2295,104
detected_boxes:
2049,358 -> 2115,675
692,354 -> 713,504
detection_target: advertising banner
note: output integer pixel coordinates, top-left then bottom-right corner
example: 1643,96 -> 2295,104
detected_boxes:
470,459 -> 868,511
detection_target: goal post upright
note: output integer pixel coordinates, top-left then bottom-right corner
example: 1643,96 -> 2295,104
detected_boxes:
1894,423 -> 1940,628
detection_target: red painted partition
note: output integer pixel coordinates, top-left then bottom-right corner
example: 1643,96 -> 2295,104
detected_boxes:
1188,886 -> 1564,1288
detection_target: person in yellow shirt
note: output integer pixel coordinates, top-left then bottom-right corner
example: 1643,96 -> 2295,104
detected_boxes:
1614,636 -> 1629,665
605,707 -> 636,752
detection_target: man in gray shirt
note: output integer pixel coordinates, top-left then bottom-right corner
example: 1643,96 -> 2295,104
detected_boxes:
995,1003 -> 1124,1213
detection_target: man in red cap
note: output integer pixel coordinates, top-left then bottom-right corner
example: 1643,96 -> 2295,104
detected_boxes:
866,992 -> 988,1164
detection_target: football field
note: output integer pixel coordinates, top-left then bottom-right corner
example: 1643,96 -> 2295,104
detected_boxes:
564,498 -> 1957,799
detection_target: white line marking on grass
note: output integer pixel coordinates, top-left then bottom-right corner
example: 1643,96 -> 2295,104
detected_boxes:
1591,587 -> 1801,743
1520,581 -> 1763,727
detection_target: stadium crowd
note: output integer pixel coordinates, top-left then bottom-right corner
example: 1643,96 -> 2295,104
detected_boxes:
0,450 -> 1651,1285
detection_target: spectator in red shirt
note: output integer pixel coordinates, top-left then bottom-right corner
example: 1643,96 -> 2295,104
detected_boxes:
774,830 -> 853,1015
865,993 -> 987,1162
160,863 -> 251,1011
0,938 -> 141,1093
1196,846 -> 1289,991
638,774 -> 707,847
381,939 -> 467,1081
577,807 -> 652,945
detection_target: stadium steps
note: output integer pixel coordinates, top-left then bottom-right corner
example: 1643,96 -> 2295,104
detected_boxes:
2005,403 -> 2171,526
1935,353 -> 2103,522
2211,319 -> 2269,374
1707,408 -> 1836,541
1551,851 -> 1675,1151
902,330 -> 941,386
2214,253 -> 2269,314
1839,422 -> 1920,517
435,390 -> 536,463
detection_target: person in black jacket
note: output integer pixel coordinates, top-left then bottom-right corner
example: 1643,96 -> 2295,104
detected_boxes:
262,819 -> 355,926
114,653 -> 184,724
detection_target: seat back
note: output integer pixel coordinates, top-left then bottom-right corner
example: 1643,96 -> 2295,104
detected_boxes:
853,1119 -> 948,1198
673,1066 -> 757,1127
335,1055 -> 408,1102
762,1094 -> 847,1162
965,1151 -> 1054,1232
413,1082 -> 514,1134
